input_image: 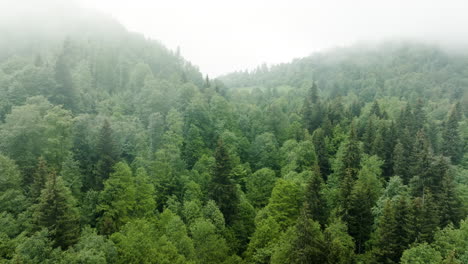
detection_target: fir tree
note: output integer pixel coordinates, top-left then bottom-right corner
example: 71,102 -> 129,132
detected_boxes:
441,103 -> 463,164
34,171 -> 80,249
209,140 -> 239,225
30,157 -> 49,200
302,82 -> 322,132
95,119 -> 119,190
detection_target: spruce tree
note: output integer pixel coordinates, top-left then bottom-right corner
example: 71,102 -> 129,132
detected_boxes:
95,119 -> 119,190
304,165 -> 327,226
53,43 -> 76,111
209,140 -> 239,225
290,207 -> 326,264
34,171 -> 80,249
441,103 -> 463,164
302,82 -> 322,132
312,128 -> 331,177
30,157 -> 49,200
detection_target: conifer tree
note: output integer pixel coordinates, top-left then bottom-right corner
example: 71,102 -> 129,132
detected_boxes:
209,140 -> 239,225
304,165 -> 327,226
95,119 -> 119,190
302,82 -> 322,132
34,171 -> 80,249
312,128 -> 331,177
53,44 -> 76,111
98,162 -> 136,235
289,207 -> 326,264
441,103 -> 463,164
30,157 -> 49,200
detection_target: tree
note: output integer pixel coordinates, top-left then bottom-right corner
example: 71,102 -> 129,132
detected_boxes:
30,157 -> 49,201
95,119 -> 119,190
289,208 -> 326,263
53,47 -> 76,111
400,243 -> 442,264
190,219 -> 229,264
304,165 -> 327,226
111,219 -> 186,264
0,154 -> 28,215
245,168 -> 277,208
250,133 -> 280,171
209,140 -> 239,225
133,168 -> 156,218
441,103 -> 463,164
323,217 -> 355,264
302,82 -> 323,132
34,171 -> 80,249
345,155 -> 383,254
312,128 -> 331,177
245,217 -> 281,264
265,179 -> 304,229
97,162 -> 135,235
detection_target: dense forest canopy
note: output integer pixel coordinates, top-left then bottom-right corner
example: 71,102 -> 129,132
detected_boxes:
0,2 -> 467,264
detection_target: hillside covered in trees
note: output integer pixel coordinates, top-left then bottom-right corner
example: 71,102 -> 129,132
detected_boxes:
0,4 -> 467,264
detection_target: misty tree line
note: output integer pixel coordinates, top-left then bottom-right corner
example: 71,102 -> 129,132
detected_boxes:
0,21 -> 467,264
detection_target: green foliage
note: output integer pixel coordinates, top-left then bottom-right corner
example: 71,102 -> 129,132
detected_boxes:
34,172 -> 80,249
97,162 -> 135,235
400,243 -> 442,264
245,168 -> 277,208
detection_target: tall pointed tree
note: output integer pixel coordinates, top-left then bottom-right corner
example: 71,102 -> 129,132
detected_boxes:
304,165 -> 327,226
302,82 -> 322,132
34,171 -> 80,249
95,119 -> 119,190
209,139 -> 239,225
441,103 -> 463,164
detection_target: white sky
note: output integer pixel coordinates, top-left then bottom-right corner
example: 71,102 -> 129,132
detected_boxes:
76,0 -> 468,76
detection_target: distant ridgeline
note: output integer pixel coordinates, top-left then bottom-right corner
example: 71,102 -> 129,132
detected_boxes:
0,2 -> 467,264
220,43 -> 468,103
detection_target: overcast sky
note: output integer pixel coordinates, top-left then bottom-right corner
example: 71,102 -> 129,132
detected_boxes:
71,0 -> 467,76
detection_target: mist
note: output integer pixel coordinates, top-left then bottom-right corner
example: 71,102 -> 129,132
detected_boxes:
2,0 -> 468,76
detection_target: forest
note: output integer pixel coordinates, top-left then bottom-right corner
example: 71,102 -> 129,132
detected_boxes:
0,3 -> 467,264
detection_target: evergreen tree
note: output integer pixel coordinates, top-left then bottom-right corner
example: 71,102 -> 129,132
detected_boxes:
345,155 -> 383,254
209,140 -> 239,225
312,128 -> 331,177
34,171 -> 80,249
289,208 -> 326,263
304,165 -> 327,226
53,45 -> 76,111
98,162 -> 136,235
302,82 -> 322,132
30,157 -> 49,200
441,103 -> 463,164
95,119 -> 119,190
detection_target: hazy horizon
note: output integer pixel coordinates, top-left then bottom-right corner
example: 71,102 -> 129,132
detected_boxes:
3,0 -> 468,77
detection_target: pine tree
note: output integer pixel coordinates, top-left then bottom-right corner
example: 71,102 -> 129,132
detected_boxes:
95,119 -> 119,190
441,103 -> 463,164
34,171 -> 80,249
209,140 -> 239,225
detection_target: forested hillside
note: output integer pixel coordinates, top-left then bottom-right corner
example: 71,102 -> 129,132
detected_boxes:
0,5 -> 467,264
